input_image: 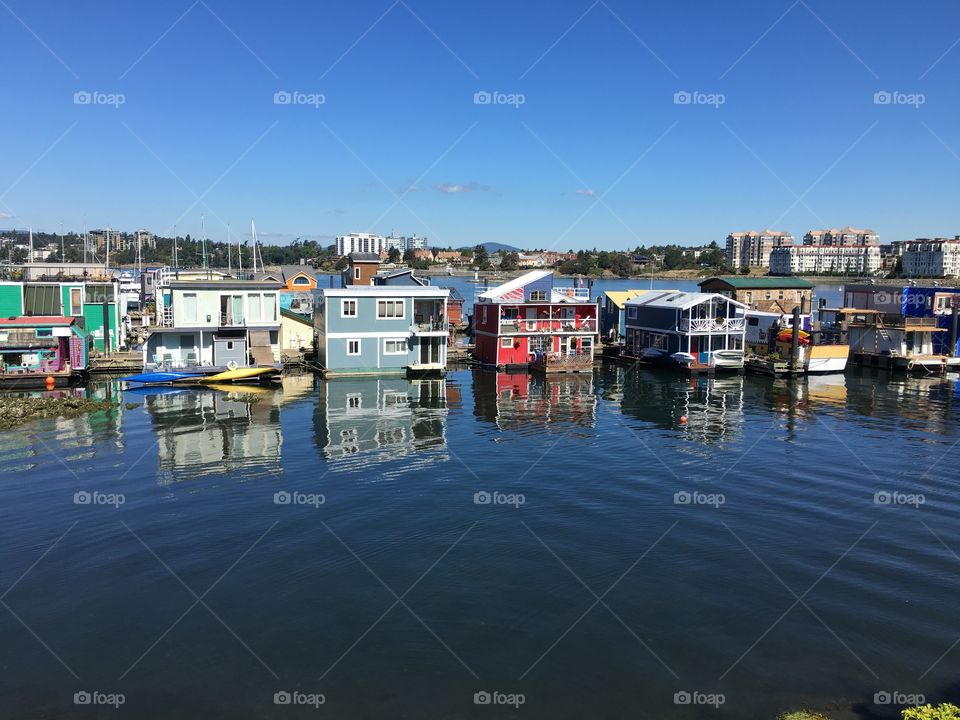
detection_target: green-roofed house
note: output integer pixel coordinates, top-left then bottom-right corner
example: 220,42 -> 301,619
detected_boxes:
697,276 -> 815,314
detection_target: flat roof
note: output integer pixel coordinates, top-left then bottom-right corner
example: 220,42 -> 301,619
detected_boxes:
700,276 -> 815,289
322,286 -> 448,297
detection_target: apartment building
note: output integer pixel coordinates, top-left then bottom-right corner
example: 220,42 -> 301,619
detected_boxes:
901,237 -> 960,278
769,244 -> 881,275
802,227 -> 880,246
725,230 -> 794,269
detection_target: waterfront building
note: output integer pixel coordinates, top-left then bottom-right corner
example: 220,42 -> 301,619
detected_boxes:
901,237 -> 960,278
0,277 -> 122,352
342,252 -> 381,286
336,233 -> 387,256
384,234 -> 429,253
278,265 -> 318,317
472,270 -> 598,371
724,230 -> 794,269
279,307 -> 314,354
0,316 -> 89,387
623,291 -> 747,369
373,268 -> 430,287
698,276 -> 814,314
313,285 -> 449,376
145,277 -> 282,368
769,244 -> 881,275
803,227 -> 880,246
599,289 -> 663,342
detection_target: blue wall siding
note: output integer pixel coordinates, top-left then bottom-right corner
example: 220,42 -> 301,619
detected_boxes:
523,275 -> 554,301
326,296 -> 411,335
625,306 -> 679,330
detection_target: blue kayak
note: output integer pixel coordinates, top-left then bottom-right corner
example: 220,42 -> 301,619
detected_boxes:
121,371 -> 203,385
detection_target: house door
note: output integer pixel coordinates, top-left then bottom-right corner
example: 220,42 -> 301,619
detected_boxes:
420,339 -> 431,364
689,336 -> 699,354
214,337 -> 247,366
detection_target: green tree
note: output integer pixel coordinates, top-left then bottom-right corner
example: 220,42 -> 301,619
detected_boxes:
473,244 -> 490,270
499,251 -> 520,271
388,247 -> 401,264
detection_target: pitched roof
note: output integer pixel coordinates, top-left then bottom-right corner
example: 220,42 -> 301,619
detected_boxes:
348,252 -> 381,263
280,307 -> 313,325
281,265 -> 316,282
603,289 -> 664,309
627,291 -> 749,312
700,276 -> 815,290
478,270 -> 553,300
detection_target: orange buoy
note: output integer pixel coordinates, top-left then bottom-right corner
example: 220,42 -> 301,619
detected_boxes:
680,415 -> 687,424
45,376 -> 55,389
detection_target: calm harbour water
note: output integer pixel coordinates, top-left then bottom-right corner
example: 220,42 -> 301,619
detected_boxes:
1,362 -> 959,720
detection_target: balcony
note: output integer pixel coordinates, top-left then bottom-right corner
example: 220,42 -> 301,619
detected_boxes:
499,318 -> 598,334
411,320 -> 449,335
680,317 -> 746,333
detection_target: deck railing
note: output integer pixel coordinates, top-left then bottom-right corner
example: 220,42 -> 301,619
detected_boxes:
500,318 -> 597,334
534,351 -> 594,368
412,320 -> 448,333
680,317 -> 745,332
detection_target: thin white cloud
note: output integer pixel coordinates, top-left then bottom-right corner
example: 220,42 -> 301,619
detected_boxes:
575,188 -> 596,197
0,212 -> 12,219
435,181 -> 487,194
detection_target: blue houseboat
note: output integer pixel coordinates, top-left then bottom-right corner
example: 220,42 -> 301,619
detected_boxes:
623,291 -> 748,370
314,286 -> 450,377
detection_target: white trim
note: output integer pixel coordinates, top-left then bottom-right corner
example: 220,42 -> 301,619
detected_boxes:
341,298 -> 357,318
346,338 -> 361,355
322,287 -> 448,298
383,338 -> 407,354
327,331 -> 411,339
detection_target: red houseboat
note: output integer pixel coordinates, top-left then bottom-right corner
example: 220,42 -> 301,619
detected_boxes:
473,271 -> 598,372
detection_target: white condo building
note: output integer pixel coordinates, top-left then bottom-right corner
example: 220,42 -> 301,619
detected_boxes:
336,233 -> 387,256
770,244 -> 881,275
901,237 -> 960,278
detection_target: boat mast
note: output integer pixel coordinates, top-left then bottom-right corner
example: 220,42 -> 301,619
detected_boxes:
59,221 -> 64,262
227,225 -> 232,276
251,220 -> 258,273
237,224 -> 243,278
201,214 -> 207,272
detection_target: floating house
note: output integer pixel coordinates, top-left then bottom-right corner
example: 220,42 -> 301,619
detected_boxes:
698,276 -> 815,314
313,285 -> 449,376
0,316 -> 89,387
279,308 -> 315,354
473,270 -> 598,372
0,278 -> 122,353
744,309 -> 849,375
279,265 -> 319,317
144,278 -> 282,369
623,291 -> 747,370
599,290 -> 660,343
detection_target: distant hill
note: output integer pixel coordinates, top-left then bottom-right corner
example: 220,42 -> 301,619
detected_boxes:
457,242 -> 522,254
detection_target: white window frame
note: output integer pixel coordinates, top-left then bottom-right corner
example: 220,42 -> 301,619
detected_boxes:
500,337 -> 513,348
530,290 -> 547,301
346,339 -> 361,356
341,299 -> 358,318
383,339 -> 407,355
376,299 -> 405,320
354,268 -> 361,280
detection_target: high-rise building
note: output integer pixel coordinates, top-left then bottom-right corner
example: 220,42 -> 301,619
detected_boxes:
769,244 -> 881,275
802,227 -> 880,246
901,237 -> 960,278
725,230 -> 794,269
336,233 -> 387,256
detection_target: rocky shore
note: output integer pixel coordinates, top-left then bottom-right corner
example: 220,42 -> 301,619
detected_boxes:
0,396 -> 116,430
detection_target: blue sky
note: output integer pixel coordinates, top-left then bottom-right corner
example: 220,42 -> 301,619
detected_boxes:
2,0 -> 959,250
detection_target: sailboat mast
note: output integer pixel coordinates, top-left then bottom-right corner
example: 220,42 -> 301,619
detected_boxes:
227,225 -> 232,276
251,220 -> 257,273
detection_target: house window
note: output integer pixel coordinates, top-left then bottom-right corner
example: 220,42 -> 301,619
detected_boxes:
482,306 -> 488,324
35,328 -> 53,338
342,299 -> 357,317
69,288 -> 83,316
85,285 -> 114,303
745,291 -> 753,303
501,338 -> 513,348
384,339 -> 407,354
183,293 -> 198,323
747,317 -> 759,326
347,339 -> 361,355
23,285 -> 59,315
377,300 -> 404,319
530,290 -> 547,301
627,306 -> 637,319
293,276 -> 311,286
346,394 -> 361,409
249,294 -> 262,322
354,268 -> 361,280
264,294 -> 277,321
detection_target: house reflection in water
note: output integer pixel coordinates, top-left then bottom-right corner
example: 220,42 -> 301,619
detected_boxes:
143,386 -> 283,484
614,366 -> 745,445
315,377 -> 449,471
472,369 -> 597,433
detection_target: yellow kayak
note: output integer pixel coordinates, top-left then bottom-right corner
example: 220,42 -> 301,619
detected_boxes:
192,367 -> 281,384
